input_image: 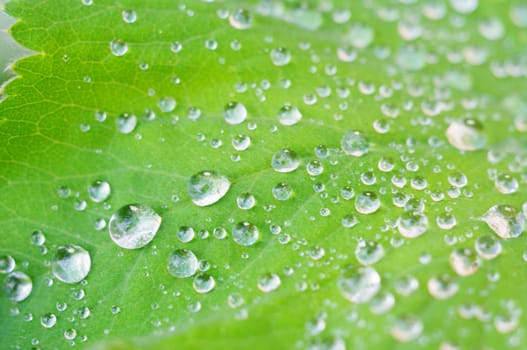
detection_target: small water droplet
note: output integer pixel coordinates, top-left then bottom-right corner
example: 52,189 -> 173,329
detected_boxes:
271,148 -> 300,173
87,180 -> 111,203
0,255 -> 16,274
446,118 -> 486,151
110,39 -> 128,56
355,191 -> 380,214
3,271 -> 32,302
272,182 -> 293,201
391,315 -> 423,342
475,234 -> 502,259
193,273 -> 215,293
270,47 -> 291,66
237,192 -> 256,210
341,130 -> 369,157
223,101 -> 247,125
116,113 -> 137,134
232,221 -> 259,246
40,313 -> 57,328
449,248 -> 480,276
229,8 -> 253,30
355,240 -> 384,265
277,104 -> 302,126
122,10 -> 137,23
257,272 -> 281,292
337,265 -> 380,303
398,211 -> 428,238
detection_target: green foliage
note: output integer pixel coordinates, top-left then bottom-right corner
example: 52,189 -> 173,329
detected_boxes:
1,0 -> 527,349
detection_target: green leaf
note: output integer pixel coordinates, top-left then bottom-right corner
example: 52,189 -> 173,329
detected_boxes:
1,0 -> 527,349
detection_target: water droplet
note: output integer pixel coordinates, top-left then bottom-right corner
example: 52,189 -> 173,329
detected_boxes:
482,204 -> 525,239
232,221 -> 259,246
108,203 -> 162,249
446,118 -> 486,151
495,173 -> 519,194
398,211 -> 428,238
450,0 -> 478,14
110,39 -> 128,56
257,272 -> 281,292
370,291 -> 395,314
355,240 -> 384,265
64,328 -> 77,340
449,248 -> 480,276
337,265 -> 381,303
87,180 -> 111,203
270,47 -> 291,66
306,160 -> 324,176
355,191 -> 380,214
3,271 -> 32,302
52,245 -> 91,284
277,104 -> 302,126
436,212 -> 457,230
122,9 -> 137,23
391,315 -> 423,342
341,130 -> 369,157
167,249 -> 198,278
193,273 -> 215,293
348,23 -> 374,48
237,192 -> 256,210
116,113 -> 137,134
158,97 -> 176,113
271,148 -> 300,173
232,134 -> 251,151
427,274 -> 458,299
475,234 -> 502,260
272,182 -> 293,201
229,8 -> 253,30
223,101 -> 247,125
188,171 -> 231,206
40,313 -> 57,328
0,255 -> 15,274
176,226 -> 195,243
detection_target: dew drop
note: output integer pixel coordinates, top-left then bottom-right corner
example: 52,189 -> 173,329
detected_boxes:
40,313 -> 57,328
446,118 -> 486,151
355,240 -> 384,265
232,134 -> 251,151
223,101 -> 247,125
0,255 -> 15,274
188,171 -> 231,207
475,234 -> 502,260
341,130 -> 369,157
257,272 -> 281,293
167,249 -> 198,278
271,148 -> 300,173
176,226 -> 195,243
232,221 -> 259,246
355,191 -> 380,214
122,10 -> 137,23
110,39 -> 128,56
3,271 -> 32,302
482,204 -> 525,239
277,104 -> 302,126
158,97 -> 176,113
398,211 -> 428,238
229,9 -> 253,30
337,265 -> 381,303
52,245 -> 91,284
116,113 -> 137,134
427,274 -> 458,299
193,273 -> 215,293
391,315 -> 423,342
108,203 -> 162,249
449,248 -> 480,276
270,47 -> 291,66
272,182 -> 293,201
87,180 -> 111,203
237,192 -> 256,210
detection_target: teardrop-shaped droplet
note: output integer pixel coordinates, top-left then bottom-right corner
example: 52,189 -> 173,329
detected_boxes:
188,171 -> 231,206
108,203 -> 162,249
482,204 -> 525,239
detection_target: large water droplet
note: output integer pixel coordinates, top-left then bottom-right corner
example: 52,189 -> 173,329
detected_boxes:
271,148 -> 300,173
232,221 -> 259,246
229,9 -> 253,30
3,271 -> 32,302
475,234 -> 502,259
110,39 -> 128,56
355,191 -> 380,214
108,203 -> 162,249
188,171 -> 231,206
270,47 -> 291,66
223,101 -> 247,125
87,180 -> 111,203
449,248 -> 480,276
427,274 -> 458,299
52,245 -> 91,284
391,315 -> 423,342
355,240 -> 384,265
337,265 -> 381,303
397,211 -> 428,238
193,273 -> 215,293
277,104 -> 302,126
341,130 -> 369,157
167,249 -> 198,278
446,118 -> 486,151
482,204 -> 525,239
257,272 -> 281,292
116,113 -> 137,134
